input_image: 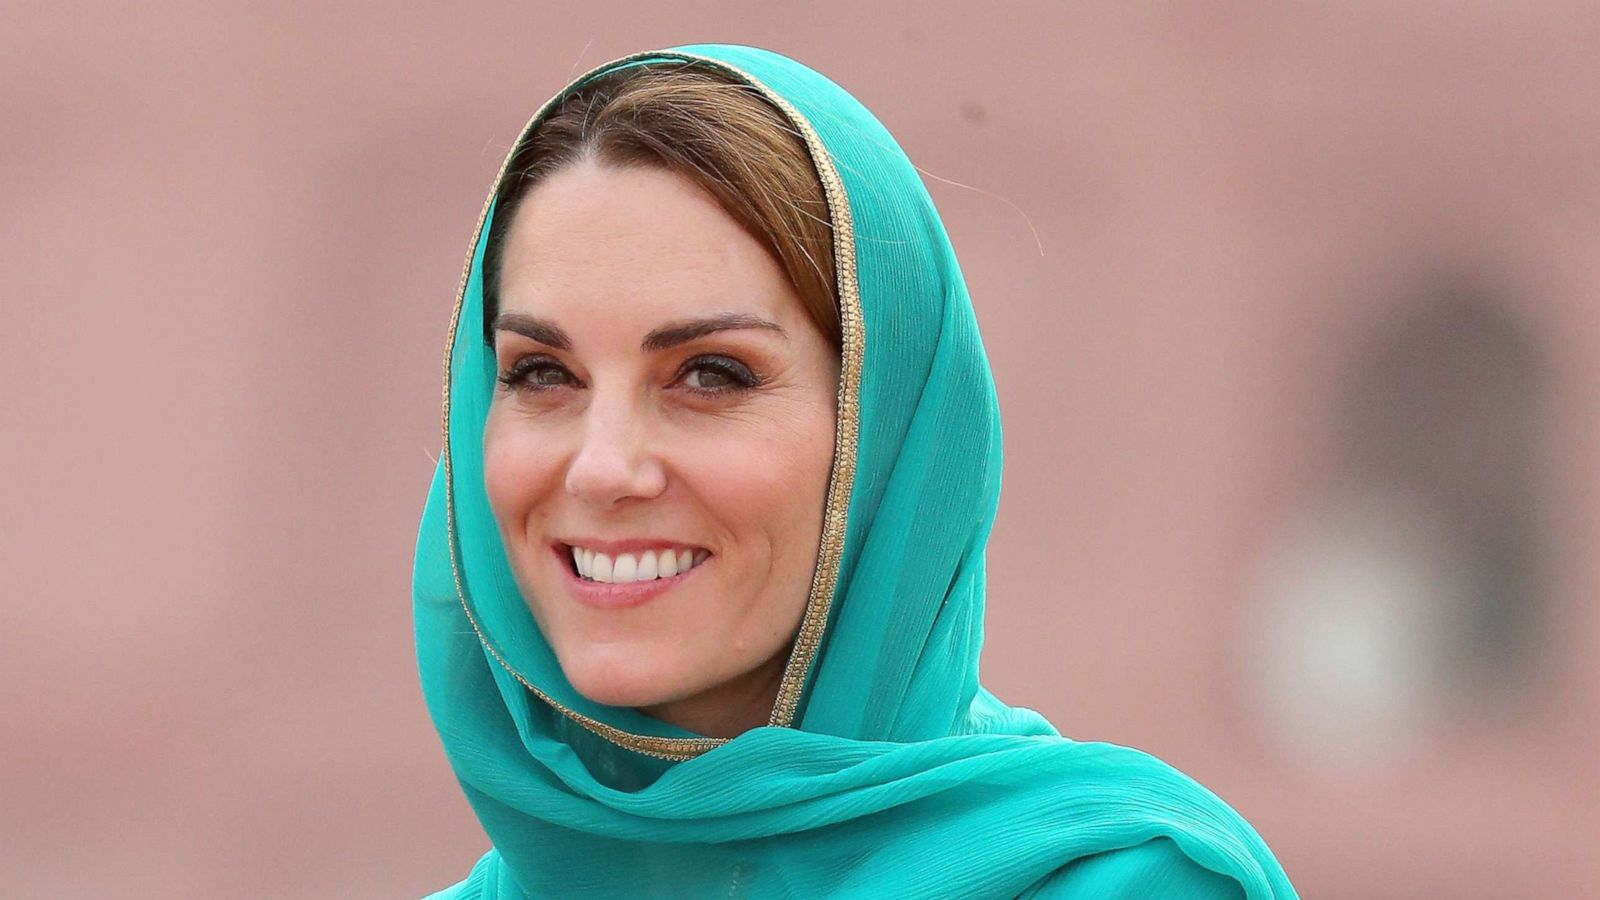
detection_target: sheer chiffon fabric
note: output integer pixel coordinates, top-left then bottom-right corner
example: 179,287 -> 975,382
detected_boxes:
414,44 -> 1297,899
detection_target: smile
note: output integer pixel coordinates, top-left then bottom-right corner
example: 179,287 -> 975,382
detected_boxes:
566,544 -> 710,584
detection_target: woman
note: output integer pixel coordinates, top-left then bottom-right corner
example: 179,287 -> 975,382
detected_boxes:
415,44 -> 1297,898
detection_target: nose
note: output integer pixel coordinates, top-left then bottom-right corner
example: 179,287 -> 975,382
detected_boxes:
563,390 -> 668,507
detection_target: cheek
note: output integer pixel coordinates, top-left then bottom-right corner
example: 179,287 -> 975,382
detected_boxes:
686,401 -> 836,578
482,412 -> 561,529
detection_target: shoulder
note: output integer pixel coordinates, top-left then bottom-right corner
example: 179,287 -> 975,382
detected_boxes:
1020,838 -> 1245,900
1020,740 -> 1294,896
422,850 -> 500,900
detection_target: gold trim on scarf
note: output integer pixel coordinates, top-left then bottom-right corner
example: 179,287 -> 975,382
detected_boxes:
440,50 -> 862,760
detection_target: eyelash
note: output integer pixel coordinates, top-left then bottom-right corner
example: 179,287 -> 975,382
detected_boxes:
495,354 -> 763,397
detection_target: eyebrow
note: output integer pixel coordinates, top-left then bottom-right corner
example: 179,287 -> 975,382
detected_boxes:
491,311 -> 786,352
492,313 -> 572,350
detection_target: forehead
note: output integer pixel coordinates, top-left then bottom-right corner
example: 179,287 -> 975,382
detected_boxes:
496,161 -> 796,326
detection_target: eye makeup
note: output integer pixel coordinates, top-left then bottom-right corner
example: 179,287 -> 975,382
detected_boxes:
494,351 -> 768,398
675,354 -> 764,395
496,354 -> 577,392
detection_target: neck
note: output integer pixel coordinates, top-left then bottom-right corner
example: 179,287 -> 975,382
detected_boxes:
639,651 -> 787,739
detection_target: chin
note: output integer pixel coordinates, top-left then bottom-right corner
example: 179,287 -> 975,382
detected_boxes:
559,649 -> 689,710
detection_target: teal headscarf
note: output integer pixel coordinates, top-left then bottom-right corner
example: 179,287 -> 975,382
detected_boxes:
415,44 -> 1297,899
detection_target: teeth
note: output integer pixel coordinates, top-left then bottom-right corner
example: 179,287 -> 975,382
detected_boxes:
570,545 -> 706,583
613,553 -> 637,583
591,552 -> 614,583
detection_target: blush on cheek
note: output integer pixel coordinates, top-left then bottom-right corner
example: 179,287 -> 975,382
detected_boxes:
481,420 -> 557,530
481,461 -> 520,539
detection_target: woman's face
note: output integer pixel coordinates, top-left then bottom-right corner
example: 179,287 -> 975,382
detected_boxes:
483,160 -> 840,738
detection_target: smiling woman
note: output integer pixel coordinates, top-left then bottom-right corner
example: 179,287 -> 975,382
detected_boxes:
482,160 -> 840,739
414,45 -> 1297,898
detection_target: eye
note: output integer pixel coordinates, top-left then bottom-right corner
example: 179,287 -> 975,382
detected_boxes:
678,355 -> 760,395
497,355 -> 577,392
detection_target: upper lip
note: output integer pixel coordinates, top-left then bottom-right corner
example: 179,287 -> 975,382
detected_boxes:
554,537 -> 709,554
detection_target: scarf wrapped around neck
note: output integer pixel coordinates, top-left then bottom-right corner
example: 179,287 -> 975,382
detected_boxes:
414,43 -> 1297,899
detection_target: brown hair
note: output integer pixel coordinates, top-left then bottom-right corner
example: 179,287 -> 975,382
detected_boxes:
481,63 -> 839,348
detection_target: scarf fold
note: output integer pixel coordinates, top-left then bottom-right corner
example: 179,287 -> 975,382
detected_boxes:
415,43 -> 1296,898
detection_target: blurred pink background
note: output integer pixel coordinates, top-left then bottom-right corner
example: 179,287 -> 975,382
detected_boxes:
5,3 -> 1598,897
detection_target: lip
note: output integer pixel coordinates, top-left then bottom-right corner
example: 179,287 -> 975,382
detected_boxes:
556,537 -> 707,556
551,542 -> 708,610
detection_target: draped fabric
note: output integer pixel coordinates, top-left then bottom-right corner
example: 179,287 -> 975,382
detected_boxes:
414,44 -> 1297,899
